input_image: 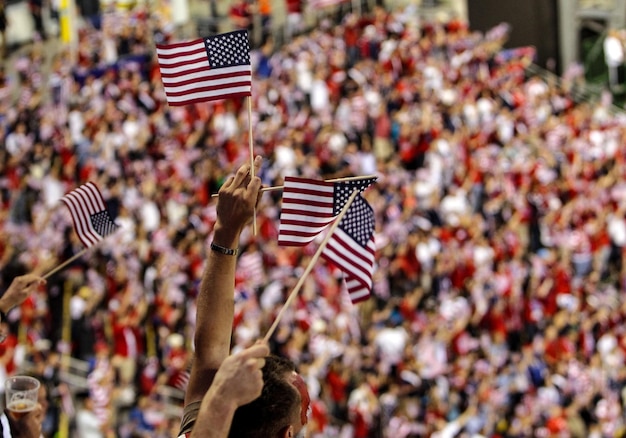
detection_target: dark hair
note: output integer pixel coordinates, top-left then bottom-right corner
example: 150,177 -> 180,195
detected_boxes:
228,355 -> 300,438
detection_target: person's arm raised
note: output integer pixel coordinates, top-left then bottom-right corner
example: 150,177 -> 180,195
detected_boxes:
184,156 -> 262,405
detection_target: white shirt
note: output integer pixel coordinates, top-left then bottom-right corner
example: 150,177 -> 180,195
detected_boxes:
75,408 -> 104,438
604,34 -> 624,67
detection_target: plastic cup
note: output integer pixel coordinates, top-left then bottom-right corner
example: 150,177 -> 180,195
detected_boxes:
5,376 -> 40,419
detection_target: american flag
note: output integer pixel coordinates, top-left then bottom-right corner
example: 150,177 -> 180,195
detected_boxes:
322,194 -> 375,303
278,176 -> 376,246
155,30 -> 252,106
61,182 -> 119,248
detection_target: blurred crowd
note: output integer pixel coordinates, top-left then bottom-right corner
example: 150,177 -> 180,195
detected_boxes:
2,1 -> 626,437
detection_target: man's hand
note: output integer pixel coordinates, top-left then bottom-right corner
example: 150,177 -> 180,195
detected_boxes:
213,155 -> 263,246
190,343 -> 270,438
208,342 -> 269,407
9,402 -> 44,438
0,275 -> 46,314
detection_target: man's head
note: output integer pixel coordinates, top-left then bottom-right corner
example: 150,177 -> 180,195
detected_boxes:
228,355 -> 310,438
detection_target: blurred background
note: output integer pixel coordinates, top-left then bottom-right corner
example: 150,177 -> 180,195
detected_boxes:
3,0 -> 626,437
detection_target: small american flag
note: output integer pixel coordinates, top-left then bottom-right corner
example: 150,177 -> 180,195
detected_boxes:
322,194 -> 375,303
278,176 -> 376,246
61,182 -> 119,248
156,30 -> 252,106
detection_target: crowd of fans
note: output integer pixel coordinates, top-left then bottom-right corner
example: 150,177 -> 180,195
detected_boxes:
2,1 -> 626,437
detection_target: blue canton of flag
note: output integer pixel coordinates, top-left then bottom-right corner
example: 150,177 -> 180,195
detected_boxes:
91,210 -> 119,238
322,194 -> 376,304
332,177 -> 378,216
205,31 -> 251,68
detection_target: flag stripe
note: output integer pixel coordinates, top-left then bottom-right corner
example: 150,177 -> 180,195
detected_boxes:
283,179 -> 335,193
159,64 -> 250,79
164,84 -> 252,100
279,214 -> 336,226
278,228 -> 328,240
156,30 -> 252,106
155,38 -> 205,55
276,234 -> 322,245
165,91 -> 252,106
279,225 -> 330,235
283,188 -> 335,200
345,280 -> 371,303
281,206 -> 334,218
155,46 -> 206,62
281,199 -> 334,209
160,72 -> 251,91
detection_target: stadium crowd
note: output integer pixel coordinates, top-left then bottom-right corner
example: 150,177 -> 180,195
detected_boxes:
2,1 -> 626,437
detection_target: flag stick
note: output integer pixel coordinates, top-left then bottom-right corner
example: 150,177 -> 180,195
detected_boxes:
211,174 -> 378,198
247,96 -> 257,235
42,248 -> 89,280
263,189 -> 360,342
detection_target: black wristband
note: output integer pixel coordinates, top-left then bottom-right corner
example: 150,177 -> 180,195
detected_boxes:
0,310 -> 7,342
210,242 -> 239,256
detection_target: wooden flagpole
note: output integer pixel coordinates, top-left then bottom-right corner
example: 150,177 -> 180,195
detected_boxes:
211,174 -> 378,198
263,189 -> 360,342
248,96 -> 257,235
42,248 -> 89,280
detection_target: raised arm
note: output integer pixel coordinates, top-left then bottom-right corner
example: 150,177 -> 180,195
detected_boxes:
184,156 -> 262,405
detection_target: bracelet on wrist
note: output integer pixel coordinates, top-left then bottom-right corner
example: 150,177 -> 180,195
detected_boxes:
0,310 -> 8,342
210,242 -> 239,256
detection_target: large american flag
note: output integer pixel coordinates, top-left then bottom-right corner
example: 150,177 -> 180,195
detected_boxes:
278,176 -> 376,246
322,194 -> 375,303
61,182 -> 119,248
155,30 -> 252,106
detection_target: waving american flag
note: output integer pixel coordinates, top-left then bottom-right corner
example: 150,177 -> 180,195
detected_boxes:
156,30 -> 252,106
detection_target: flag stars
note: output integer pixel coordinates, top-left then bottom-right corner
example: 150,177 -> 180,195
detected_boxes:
204,30 -> 251,67
332,177 -> 377,216
338,196 -> 374,247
